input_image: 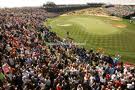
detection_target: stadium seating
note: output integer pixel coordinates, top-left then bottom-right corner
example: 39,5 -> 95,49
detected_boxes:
106,5 -> 135,17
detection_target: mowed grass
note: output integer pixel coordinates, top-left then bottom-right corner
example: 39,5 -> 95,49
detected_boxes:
46,15 -> 135,63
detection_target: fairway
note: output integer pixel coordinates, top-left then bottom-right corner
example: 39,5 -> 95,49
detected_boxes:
47,15 -> 135,63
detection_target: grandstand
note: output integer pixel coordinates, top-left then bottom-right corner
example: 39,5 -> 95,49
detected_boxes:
43,3 -> 104,12
105,5 -> 135,18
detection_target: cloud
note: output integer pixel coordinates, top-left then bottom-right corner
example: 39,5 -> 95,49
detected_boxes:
0,0 -> 135,8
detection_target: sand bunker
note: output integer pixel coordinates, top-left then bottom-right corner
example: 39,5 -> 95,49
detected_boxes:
57,24 -> 72,27
94,14 -> 110,17
60,14 -> 68,16
110,16 -> 122,21
113,24 -> 127,28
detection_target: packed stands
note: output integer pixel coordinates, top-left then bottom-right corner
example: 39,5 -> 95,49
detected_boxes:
0,7 -> 134,90
106,5 -> 135,18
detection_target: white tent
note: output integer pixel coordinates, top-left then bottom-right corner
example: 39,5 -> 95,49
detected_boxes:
131,17 -> 135,20
130,16 -> 135,24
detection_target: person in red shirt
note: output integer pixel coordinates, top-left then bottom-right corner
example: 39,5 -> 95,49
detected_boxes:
114,80 -> 121,88
106,74 -> 111,81
56,83 -> 62,90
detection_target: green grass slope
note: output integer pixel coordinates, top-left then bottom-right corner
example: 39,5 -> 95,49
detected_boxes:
46,15 -> 135,63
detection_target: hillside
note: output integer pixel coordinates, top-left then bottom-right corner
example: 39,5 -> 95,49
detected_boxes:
62,7 -> 109,16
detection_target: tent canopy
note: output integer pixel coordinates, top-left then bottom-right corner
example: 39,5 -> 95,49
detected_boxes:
131,17 -> 135,20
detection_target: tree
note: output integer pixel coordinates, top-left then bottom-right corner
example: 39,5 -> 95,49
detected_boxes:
46,1 -> 56,7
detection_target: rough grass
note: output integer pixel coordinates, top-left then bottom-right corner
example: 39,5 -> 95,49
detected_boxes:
46,15 -> 135,63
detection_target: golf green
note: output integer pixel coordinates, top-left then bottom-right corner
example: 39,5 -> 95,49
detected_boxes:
46,15 -> 135,63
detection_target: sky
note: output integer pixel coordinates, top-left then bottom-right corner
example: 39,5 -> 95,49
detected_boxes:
0,0 -> 135,8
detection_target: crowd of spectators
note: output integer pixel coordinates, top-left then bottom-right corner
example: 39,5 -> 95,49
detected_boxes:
0,7 -> 135,90
106,5 -> 135,17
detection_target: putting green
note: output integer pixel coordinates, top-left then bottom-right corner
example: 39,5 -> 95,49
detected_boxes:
69,17 -> 121,35
46,15 -> 135,63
